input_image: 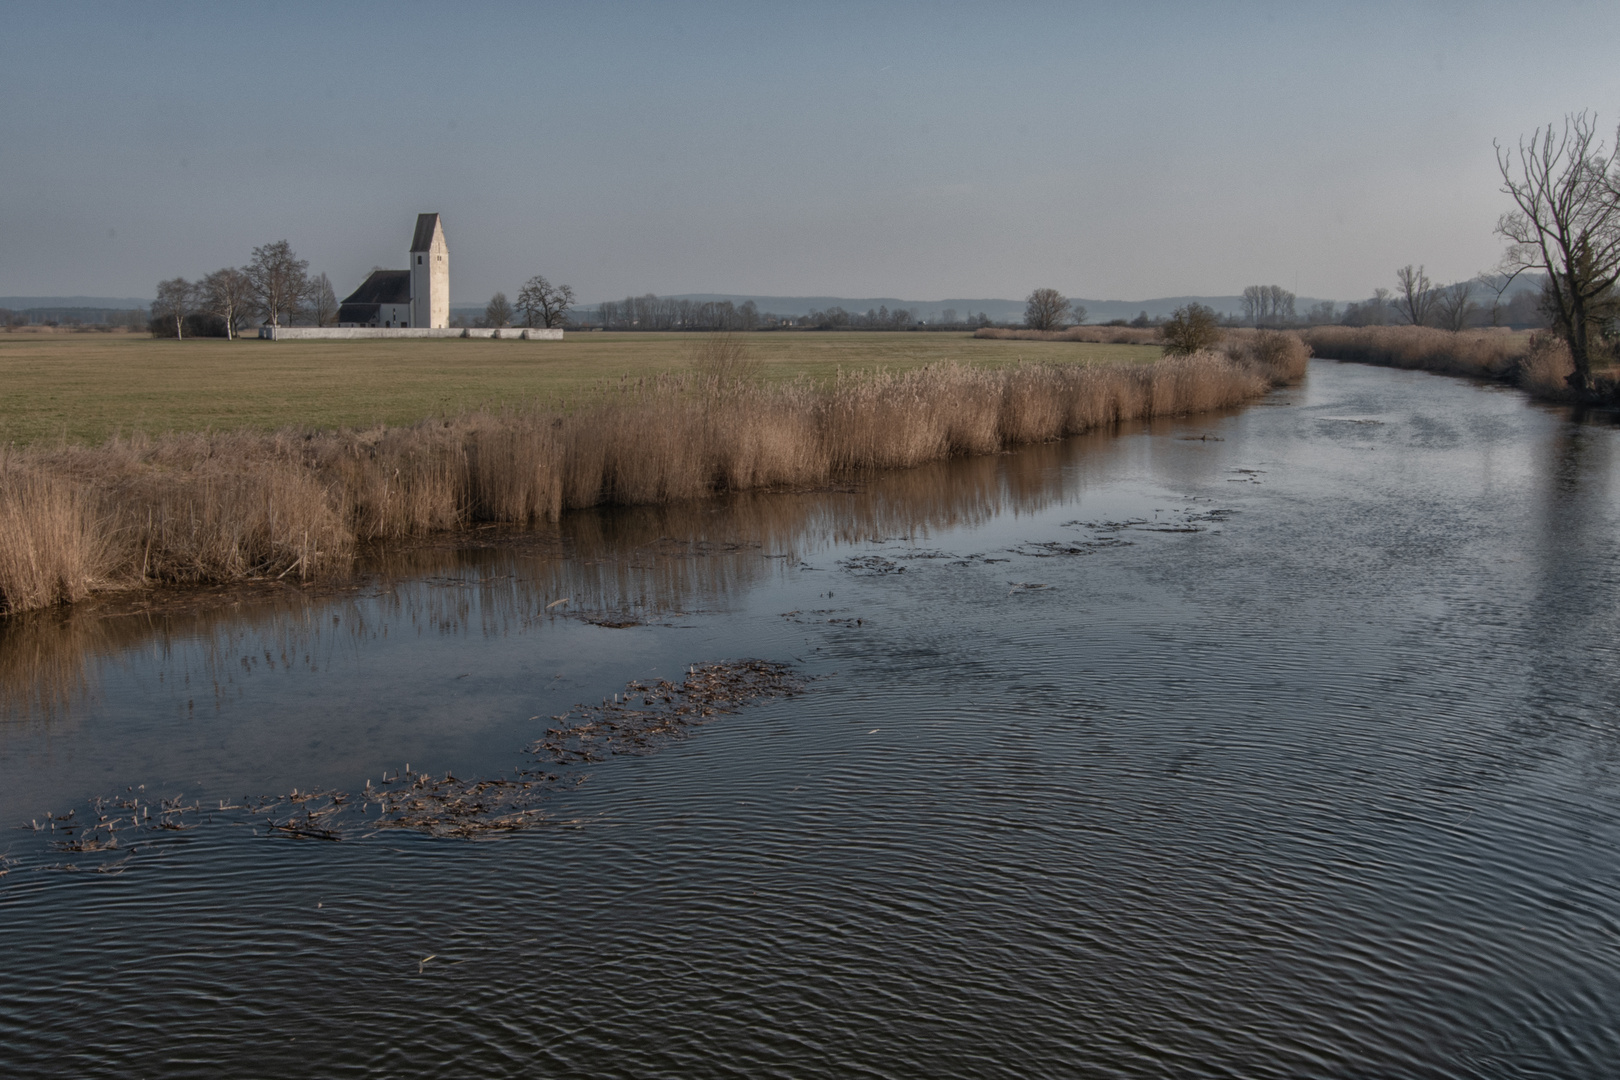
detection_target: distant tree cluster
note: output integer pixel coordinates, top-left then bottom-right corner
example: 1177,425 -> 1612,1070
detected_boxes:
592,294 -> 764,331
578,295 -> 943,331
800,304 -> 919,330
150,240 -> 337,339
1242,285 -> 1296,326
0,307 -> 146,331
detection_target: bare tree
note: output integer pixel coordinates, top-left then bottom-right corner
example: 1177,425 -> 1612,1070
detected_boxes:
245,240 -> 309,328
1394,265 -> 1439,326
1242,286 -> 1264,325
1496,111 -> 1620,393
1434,279 -> 1478,332
1161,303 -> 1222,355
1243,285 -> 1297,326
1023,288 -> 1071,331
307,272 -> 338,327
484,292 -> 513,328
199,267 -> 252,340
515,275 -> 576,328
153,277 -> 197,339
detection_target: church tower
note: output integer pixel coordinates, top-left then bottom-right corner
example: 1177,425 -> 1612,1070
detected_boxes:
408,213 -> 448,328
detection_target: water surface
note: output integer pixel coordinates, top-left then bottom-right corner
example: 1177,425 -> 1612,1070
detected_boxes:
3,360 -> 1619,1078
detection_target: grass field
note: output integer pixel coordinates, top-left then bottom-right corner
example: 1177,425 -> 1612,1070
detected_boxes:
0,330 -> 1160,445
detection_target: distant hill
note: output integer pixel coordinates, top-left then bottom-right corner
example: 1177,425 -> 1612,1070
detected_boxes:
0,296 -> 150,309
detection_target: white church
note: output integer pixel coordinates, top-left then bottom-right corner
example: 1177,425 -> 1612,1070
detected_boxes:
338,213 -> 449,328
260,213 -> 560,340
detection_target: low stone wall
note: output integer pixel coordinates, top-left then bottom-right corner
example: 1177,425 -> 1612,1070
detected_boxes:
259,326 -> 564,341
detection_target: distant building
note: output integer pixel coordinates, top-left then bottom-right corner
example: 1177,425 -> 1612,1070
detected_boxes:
338,213 -> 448,328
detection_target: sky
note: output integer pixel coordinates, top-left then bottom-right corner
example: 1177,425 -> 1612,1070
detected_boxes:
4,1 -> 1620,306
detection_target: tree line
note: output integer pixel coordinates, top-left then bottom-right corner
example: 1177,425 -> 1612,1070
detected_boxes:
570,295 -> 982,331
0,307 -> 148,332
150,240 -> 333,339
473,277 -> 576,329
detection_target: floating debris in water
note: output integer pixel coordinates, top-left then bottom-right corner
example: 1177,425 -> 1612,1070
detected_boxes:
1012,539 -> 1132,557
533,660 -> 802,766
17,658 -> 804,868
1055,507 -> 1234,538
838,555 -> 905,575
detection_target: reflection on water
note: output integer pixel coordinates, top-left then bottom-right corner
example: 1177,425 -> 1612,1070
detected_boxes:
5,367 -> 1620,1079
0,422 -> 1173,727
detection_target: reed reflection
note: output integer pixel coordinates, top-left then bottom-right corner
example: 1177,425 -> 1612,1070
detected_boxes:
0,428 -> 1140,725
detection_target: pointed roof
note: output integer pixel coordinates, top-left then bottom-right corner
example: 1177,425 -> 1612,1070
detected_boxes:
341,269 -> 411,305
410,213 -> 443,253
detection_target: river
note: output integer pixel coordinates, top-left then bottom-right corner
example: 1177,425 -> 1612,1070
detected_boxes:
2,359 -> 1618,1078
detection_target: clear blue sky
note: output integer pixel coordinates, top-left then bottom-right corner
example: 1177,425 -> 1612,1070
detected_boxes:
4,1 -> 1620,304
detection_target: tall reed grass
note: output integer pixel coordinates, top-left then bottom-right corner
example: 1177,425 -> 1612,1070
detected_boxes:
0,343 -> 1304,614
1302,325 -> 1532,382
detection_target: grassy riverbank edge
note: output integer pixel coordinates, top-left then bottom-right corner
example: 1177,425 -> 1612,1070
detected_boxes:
0,337 -> 1307,615
1298,325 -> 1613,403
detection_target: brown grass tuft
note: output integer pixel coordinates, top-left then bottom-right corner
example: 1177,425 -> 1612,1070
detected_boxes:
0,463 -> 112,613
1517,333 -> 1576,400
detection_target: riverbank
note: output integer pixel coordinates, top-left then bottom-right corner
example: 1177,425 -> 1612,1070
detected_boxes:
0,338 -> 1306,614
1299,325 -> 1608,402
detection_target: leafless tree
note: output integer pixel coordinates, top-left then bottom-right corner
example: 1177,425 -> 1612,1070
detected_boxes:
1496,111 -> 1620,393
1434,279 -> 1478,332
1394,265 -> 1439,327
1161,303 -> 1222,355
516,276 -> 576,328
1024,288 -> 1071,331
484,292 -> 513,328
245,240 -> 309,327
200,267 -> 252,340
1242,285 -> 1296,326
153,277 -> 197,339
1241,286 -> 1263,325
1306,300 -> 1338,325
307,272 -> 338,327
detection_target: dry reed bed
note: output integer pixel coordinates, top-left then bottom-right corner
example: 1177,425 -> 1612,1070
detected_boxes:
0,343 -> 1306,614
1298,325 -> 1592,401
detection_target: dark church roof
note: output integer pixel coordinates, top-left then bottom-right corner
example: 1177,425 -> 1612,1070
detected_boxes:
410,212 -> 442,253
341,269 -> 411,305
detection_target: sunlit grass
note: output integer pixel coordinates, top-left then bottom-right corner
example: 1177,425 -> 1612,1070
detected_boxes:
0,330 -> 1160,445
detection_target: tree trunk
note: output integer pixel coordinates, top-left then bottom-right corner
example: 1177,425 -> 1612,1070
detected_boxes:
1563,271 -> 1595,396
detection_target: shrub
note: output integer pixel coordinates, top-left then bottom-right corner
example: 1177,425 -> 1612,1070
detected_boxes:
1161,304 -> 1222,356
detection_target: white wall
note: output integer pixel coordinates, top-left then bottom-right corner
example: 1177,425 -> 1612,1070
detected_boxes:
260,326 -> 564,340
